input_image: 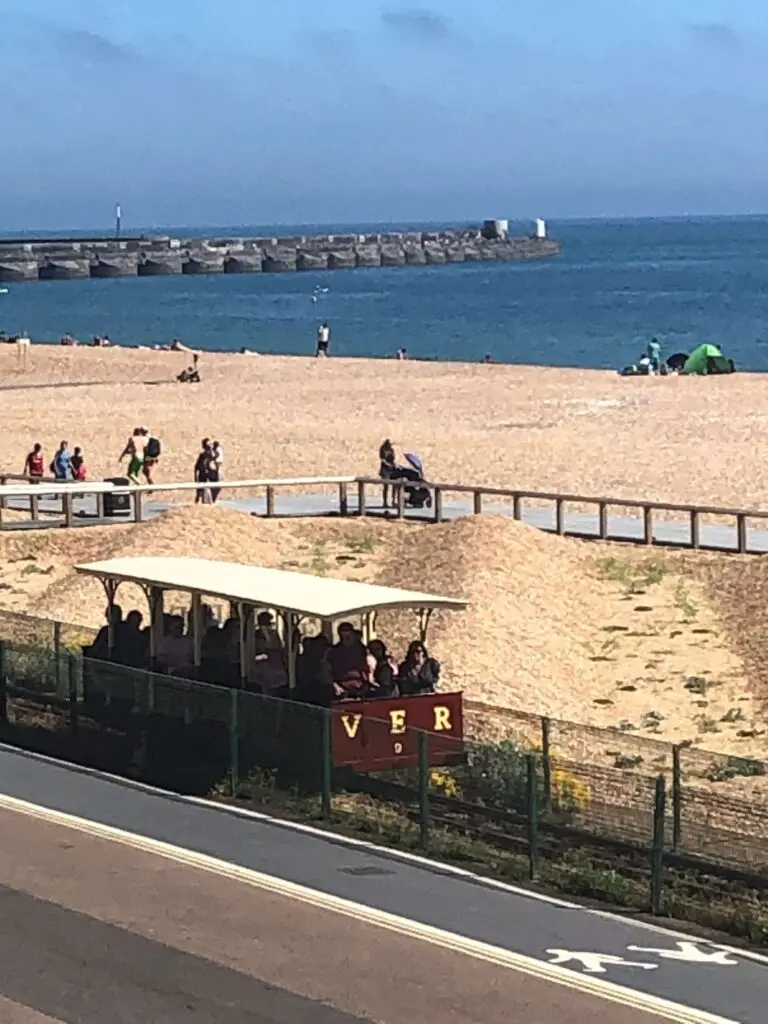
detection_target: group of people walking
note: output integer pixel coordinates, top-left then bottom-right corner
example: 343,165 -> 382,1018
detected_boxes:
24,441 -> 87,482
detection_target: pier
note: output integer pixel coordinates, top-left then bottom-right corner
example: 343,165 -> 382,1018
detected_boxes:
0,221 -> 561,282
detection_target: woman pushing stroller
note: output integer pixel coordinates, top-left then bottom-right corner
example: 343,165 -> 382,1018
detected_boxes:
378,441 -> 432,510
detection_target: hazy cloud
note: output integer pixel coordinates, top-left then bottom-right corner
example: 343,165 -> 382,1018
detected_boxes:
52,27 -> 136,63
381,8 -> 452,44
686,22 -> 743,52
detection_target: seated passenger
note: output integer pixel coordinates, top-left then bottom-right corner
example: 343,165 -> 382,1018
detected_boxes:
155,614 -> 194,676
252,610 -> 288,695
115,609 -> 149,668
88,603 -> 124,660
324,622 -> 374,699
397,640 -> 440,696
367,639 -> 397,698
296,633 -> 332,706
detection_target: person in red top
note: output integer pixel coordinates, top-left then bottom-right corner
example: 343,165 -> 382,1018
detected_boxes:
23,443 -> 44,481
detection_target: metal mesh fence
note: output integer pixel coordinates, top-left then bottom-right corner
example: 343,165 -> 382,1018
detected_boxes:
1,611 -> 767,879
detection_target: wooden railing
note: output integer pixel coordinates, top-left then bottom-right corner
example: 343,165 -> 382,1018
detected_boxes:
1,472 -> 767,554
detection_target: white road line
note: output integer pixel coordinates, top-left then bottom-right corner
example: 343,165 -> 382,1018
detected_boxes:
1,741 -> 766,968
0,791 -> 742,1024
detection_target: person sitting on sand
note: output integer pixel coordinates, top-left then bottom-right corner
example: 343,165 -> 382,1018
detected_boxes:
60,334 -> 77,346
23,443 -> 45,481
119,427 -> 147,485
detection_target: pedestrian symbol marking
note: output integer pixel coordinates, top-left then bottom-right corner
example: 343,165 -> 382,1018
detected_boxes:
546,950 -> 658,974
626,942 -> 739,966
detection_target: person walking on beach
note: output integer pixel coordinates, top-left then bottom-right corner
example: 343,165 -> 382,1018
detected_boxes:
119,427 -> 147,485
23,443 -> 45,481
209,440 -> 223,503
71,446 -> 87,481
51,440 -> 73,481
647,337 -> 662,375
194,438 -> 214,504
378,438 -> 396,509
316,321 -> 330,358
142,429 -> 162,486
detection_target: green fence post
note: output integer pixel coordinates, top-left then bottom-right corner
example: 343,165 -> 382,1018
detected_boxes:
418,730 -> 430,850
321,709 -> 333,819
671,744 -> 682,852
54,621 -> 62,696
540,716 -> 552,814
650,775 -> 667,915
229,687 -> 240,798
0,640 -> 7,724
526,754 -> 540,880
67,654 -> 78,735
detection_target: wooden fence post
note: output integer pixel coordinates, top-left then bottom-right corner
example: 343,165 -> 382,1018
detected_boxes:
737,514 -> 747,554
643,507 -> 653,545
357,479 -> 367,518
338,482 -> 349,517
473,490 -> 483,515
433,487 -> 443,523
690,510 -> 700,549
265,486 -> 275,518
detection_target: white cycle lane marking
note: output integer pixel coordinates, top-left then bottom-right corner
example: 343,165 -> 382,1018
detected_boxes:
547,951 -> 659,974
547,942 -> 743,975
627,944 -> 740,966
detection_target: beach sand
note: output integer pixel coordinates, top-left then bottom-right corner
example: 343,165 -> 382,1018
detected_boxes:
0,345 -> 766,509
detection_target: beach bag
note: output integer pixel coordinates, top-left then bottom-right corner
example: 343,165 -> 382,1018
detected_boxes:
146,436 -> 162,459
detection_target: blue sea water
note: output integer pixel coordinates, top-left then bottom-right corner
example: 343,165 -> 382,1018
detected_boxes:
3,216 -> 768,370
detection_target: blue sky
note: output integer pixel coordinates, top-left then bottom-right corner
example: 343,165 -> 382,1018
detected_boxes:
2,0 -> 766,229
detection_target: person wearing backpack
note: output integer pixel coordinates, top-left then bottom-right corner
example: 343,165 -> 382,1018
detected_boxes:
142,429 -> 162,485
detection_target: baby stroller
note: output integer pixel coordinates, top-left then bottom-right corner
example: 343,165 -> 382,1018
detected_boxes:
391,452 -> 432,509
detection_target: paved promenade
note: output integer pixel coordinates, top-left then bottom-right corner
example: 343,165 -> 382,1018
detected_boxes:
2,488 -> 766,551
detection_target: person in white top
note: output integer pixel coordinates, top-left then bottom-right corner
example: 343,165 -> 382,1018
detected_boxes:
315,321 -> 330,358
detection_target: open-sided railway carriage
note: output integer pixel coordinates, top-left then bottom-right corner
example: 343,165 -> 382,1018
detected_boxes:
75,557 -> 467,780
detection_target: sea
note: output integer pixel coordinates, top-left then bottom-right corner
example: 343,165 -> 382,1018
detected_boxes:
3,216 -> 768,371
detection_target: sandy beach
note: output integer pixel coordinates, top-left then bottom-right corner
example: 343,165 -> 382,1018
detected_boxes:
0,344 -> 766,509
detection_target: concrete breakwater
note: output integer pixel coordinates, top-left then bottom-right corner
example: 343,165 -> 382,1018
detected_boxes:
0,224 -> 561,283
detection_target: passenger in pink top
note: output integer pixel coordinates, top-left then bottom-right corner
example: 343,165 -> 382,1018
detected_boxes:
324,622 -> 374,698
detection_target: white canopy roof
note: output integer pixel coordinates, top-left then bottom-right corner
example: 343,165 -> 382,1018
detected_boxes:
74,556 -> 467,620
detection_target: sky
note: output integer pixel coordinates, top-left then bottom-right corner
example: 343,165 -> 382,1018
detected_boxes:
2,0 -> 767,229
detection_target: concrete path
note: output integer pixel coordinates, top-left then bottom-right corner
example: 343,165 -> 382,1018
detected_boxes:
0,746 -> 764,1023
4,489 -> 767,553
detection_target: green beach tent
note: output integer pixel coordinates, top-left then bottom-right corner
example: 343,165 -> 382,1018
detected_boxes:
682,343 -> 733,375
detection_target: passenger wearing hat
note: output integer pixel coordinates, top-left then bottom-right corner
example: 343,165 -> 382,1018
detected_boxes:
324,622 -> 375,699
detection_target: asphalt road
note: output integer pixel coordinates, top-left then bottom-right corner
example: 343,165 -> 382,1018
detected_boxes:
0,746 -> 765,1023
0,804 -> 670,1024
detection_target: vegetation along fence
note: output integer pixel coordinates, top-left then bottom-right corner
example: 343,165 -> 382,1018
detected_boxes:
0,608 -> 766,943
2,472 -> 768,553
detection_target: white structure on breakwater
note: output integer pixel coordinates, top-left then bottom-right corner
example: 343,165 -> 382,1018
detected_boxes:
0,222 -> 561,282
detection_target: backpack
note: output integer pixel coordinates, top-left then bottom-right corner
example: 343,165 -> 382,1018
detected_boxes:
146,436 -> 162,459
